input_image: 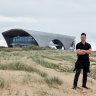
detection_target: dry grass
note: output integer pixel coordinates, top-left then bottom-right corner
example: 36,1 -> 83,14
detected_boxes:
0,47 -> 96,96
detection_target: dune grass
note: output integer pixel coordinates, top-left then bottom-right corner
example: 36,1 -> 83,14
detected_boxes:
45,76 -> 63,86
0,47 -> 96,85
0,77 -> 10,89
31,55 -> 60,70
30,54 -> 74,73
88,66 -> 96,80
0,62 -> 47,78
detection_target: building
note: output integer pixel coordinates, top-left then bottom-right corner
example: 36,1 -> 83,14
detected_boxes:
2,29 -> 76,50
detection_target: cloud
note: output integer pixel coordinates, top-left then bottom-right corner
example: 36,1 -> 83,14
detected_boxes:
0,40 -> 7,47
0,0 -> 96,44
89,42 -> 96,51
0,16 -> 38,23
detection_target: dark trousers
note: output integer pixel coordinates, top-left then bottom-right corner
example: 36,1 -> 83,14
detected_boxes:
73,69 -> 88,86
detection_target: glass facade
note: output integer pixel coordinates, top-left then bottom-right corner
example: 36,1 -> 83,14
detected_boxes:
9,36 -> 38,47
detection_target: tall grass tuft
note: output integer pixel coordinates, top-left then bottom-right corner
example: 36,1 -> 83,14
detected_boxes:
88,66 -> 96,80
31,54 -> 74,73
45,76 -> 63,86
0,77 -> 10,89
31,55 -> 60,70
0,62 -> 47,78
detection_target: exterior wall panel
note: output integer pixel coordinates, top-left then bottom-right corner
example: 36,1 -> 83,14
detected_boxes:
2,29 -> 75,50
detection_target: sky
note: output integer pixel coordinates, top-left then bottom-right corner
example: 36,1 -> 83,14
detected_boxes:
0,0 -> 96,48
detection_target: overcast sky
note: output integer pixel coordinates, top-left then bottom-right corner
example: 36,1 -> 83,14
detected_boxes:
0,0 -> 96,46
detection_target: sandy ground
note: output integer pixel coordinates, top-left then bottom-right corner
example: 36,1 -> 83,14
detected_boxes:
0,60 -> 96,96
32,61 -> 96,96
0,50 -> 96,96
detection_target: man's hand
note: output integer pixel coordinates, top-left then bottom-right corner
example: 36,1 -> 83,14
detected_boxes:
77,49 -> 92,55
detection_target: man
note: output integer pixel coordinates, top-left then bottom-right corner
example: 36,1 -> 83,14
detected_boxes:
72,33 -> 92,89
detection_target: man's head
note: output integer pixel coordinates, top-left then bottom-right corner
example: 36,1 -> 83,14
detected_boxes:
81,33 -> 86,42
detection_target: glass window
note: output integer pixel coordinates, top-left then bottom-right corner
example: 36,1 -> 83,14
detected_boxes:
9,36 -> 37,45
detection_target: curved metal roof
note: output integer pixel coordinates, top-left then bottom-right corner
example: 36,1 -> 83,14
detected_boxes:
2,29 -> 75,49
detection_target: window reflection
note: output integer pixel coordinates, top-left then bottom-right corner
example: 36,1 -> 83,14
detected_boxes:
9,36 -> 38,47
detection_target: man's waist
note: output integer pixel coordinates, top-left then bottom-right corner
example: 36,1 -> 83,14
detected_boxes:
77,57 -> 89,60
77,59 -> 90,62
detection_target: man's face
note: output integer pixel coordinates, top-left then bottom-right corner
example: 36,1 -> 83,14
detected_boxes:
81,35 -> 86,41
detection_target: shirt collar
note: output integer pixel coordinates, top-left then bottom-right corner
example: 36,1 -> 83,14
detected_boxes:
80,41 -> 87,45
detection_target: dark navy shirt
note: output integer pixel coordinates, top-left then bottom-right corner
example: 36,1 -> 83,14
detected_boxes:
76,41 -> 91,63
73,41 -> 91,72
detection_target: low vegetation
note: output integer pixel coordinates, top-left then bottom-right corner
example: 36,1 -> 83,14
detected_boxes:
45,76 -> 63,86
0,62 -> 47,78
0,47 -> 96,95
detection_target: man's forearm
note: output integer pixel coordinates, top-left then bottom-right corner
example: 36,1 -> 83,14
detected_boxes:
80,49 -> 92,54
84,50 -> 92,54
77,50 -> 86,55
77,49 -> 92,55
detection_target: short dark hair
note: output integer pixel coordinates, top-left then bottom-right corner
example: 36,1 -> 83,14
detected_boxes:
81,33 -> 86,36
